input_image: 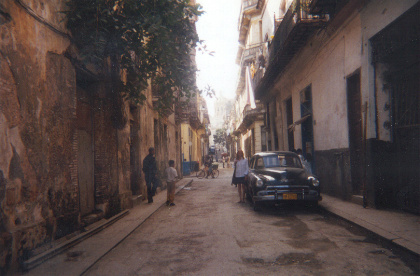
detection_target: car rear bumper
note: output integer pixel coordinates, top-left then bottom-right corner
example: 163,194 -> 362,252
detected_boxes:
253,189 -> 321,203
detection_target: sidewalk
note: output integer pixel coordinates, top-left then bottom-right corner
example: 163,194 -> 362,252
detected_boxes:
24,178 -> 193,276
319,194 -> 420,256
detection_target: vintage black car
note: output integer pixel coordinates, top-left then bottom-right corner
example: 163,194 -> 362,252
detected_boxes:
246,151 -> 321,210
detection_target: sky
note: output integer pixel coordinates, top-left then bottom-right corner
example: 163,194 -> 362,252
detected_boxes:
195,0 -> 241,116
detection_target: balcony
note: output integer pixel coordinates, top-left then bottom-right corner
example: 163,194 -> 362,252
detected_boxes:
254,0 -> 329,99
175,99 -> 203,129
235,102 -> 265,134
238,0 -> 261,45
309,0 -> 349,16
240,44 -> 263,67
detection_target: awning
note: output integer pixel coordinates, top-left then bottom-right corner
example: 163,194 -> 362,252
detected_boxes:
288,114 -> 311,132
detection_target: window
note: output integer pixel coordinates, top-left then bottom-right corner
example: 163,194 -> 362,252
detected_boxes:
256,158 -> 264,169
262,154 -> 302,168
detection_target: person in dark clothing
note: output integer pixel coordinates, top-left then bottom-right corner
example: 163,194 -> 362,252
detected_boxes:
142,147 -> 158,203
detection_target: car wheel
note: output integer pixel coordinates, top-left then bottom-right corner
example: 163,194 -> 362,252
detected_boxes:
253,199 -> 262,212
253,202 -> 262,212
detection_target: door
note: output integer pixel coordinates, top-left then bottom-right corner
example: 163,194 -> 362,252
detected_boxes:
286,98 -> 294,151
346,71 -> 363,195
390,64 -> 419,212
300,86 -> 314,168
77,88 -> 95,216
130,120 -> 140,195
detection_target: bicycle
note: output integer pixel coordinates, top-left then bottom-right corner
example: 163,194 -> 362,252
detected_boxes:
196,166 -> 219,179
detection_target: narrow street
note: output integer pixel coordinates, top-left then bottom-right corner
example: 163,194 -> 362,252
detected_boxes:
84,168 -> 415,275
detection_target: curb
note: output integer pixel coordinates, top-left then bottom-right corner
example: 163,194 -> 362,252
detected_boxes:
24,178 -> 194,273
318,204 -> 420,258
23,210 -> 129,271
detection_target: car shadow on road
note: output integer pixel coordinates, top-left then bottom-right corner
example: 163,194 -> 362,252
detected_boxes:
245,201 -> 321,217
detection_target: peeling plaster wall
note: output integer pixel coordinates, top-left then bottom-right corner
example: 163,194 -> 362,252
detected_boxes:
0,0 -> 77,271
0,0 -> 172,271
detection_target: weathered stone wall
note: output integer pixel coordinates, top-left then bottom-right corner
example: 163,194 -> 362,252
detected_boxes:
0,0 -> 77,271
0,0 -> 185,272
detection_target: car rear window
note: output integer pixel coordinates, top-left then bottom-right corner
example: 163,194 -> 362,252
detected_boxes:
263,154 -> 302,168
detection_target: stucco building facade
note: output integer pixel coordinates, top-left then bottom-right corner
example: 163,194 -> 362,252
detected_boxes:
180,95 -> 210,173
254,0 -> 419,212
233,0 -> 268,160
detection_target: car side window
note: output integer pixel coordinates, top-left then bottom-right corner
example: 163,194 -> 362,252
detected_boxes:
256,158 -> 264,169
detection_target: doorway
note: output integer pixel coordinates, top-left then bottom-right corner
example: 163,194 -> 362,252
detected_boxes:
285,97 -> 294,151
370,2 -> 419,212
300,86 -> 314,160
76,87 -> 95,216
346,70 -> 363,195
130,113 -> 140,195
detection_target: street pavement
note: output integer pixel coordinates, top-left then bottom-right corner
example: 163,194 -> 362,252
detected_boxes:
22,167 -> 419,275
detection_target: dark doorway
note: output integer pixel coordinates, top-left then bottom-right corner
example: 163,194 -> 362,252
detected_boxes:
389,63 -> 419,213
76,87 -> 95,216
346,70 -> 363,195
300,86 -> 314,159
273,105 -> 279,150
130,113 -> 140,195
266,103 -> 272,151
370,2 -> 419,213
286,98 -> 294,151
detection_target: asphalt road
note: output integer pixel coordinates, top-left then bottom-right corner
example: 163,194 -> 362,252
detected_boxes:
84,168 -> 416,275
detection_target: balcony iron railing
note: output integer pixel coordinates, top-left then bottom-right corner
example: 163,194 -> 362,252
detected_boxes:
240,44 -> 263,68
255,0 -> 329,99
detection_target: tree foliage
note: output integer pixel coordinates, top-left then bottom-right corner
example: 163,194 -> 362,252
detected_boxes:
64,0 -> 204,114
213,128 -> 226,146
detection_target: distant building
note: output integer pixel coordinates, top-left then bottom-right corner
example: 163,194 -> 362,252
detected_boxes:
232,0 -> 268,160
211,96 -> 234,131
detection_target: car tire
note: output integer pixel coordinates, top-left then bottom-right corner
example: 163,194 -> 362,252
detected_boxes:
253,199 -> 262,212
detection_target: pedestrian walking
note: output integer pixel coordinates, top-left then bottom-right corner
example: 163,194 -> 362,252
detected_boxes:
142,147 -> 158,203
165,160 -> 178,206
233,150 -> 249,203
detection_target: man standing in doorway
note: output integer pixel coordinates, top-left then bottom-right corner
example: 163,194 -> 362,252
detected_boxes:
143,147 -> 158,203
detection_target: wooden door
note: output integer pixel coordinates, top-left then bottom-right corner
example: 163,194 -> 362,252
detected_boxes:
347,71 -> 363,195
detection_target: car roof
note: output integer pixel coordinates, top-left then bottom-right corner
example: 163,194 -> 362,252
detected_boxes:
252,151 -> 298,157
